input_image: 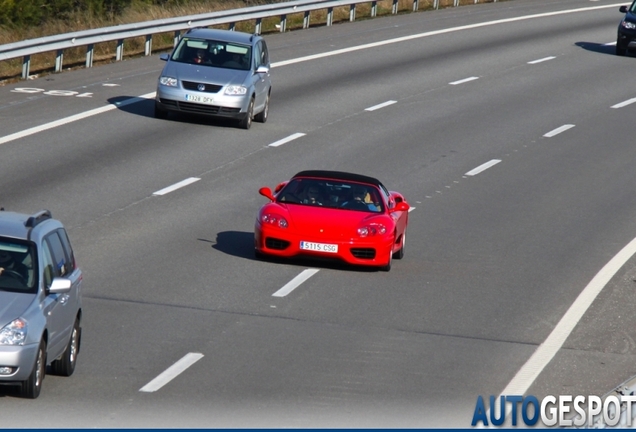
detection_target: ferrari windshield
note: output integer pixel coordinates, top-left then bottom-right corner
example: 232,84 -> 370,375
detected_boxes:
0,238 -> 37,293
276,178 -> 384,213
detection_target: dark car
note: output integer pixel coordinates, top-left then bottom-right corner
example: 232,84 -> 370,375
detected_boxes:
617,1 -> 636,56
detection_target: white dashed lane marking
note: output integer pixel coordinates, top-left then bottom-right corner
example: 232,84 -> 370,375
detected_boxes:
528,56 -> 556,64
365,100 -> 397,111
465,159 -> 502,176
611,98 -> 636,109
449,76 -> 479,85
139,352 -> 204,392
152,177 -> 201,196
272,269 -> 319,297
543,124 -> 575,138
268,133 -> 306,147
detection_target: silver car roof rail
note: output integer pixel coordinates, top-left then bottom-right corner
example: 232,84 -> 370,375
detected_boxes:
25,209 -> 52,229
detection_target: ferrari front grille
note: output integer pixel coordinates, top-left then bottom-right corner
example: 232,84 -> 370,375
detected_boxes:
265,237 -> 290,250
350,248 -> 376,259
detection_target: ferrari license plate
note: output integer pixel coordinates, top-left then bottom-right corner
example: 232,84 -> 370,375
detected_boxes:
185,94 -> 215,104
300,241 -> 338,253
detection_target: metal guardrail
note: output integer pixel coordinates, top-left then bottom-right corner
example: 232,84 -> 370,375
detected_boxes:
0,0 -> 497,80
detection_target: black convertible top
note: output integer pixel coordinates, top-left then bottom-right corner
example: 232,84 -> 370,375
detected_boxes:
292,170 -> 382,187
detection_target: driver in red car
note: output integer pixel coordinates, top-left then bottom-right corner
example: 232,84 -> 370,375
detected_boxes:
0,250 -> 28,280
302,186 -> 324,206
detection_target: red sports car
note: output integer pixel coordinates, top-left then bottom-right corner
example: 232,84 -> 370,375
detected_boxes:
254,170 -> 409,271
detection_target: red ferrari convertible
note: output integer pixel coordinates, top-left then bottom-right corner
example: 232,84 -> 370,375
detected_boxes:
254,170 -> 409,271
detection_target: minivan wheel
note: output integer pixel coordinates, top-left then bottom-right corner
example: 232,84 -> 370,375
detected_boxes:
254,92 -> 269,123
238,98 -> 254,130
51,318 -> 80,377
21,339 -> 46,399
616,40 -> 627,56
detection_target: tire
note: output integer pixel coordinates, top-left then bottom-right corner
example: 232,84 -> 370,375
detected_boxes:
51,318 -> 80,377
380,246 -> 392,272
394,231 -> 406,260
254,92 -> 270,123
154,102 -> 169,119
238,97 -> 254,130
616,41 -> 627,56
21,339 -> 46,399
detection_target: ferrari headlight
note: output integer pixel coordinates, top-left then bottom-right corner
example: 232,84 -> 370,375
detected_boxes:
357,223 -> 387,237
0,318 -> 27,346
621,20 -> 636,30
159,76 -> 178,87
225,85 -> 248,96
262,214 -> 288,229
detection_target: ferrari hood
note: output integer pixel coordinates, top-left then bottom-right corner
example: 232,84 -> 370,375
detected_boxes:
281,204 -> 384,235
0,291 -> 35,325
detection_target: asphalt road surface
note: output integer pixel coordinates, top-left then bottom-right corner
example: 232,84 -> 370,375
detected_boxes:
1,0 -> 636,427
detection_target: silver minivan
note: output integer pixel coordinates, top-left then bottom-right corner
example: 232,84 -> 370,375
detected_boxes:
0,209 -> 82,398
155,28 -> 272,129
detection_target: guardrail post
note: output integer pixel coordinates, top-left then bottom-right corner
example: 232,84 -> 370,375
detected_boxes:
256,17 -> 262,34
434,0 -> 439,10
371,1 -> 377,17
116,39 -> 124,61
392,0 -> 398,14
145,35 -> 152,56
454,0 -> 459,6
279,14 -> 287,32
229,22 -> 236,31
22,55 -> 31,80
327,7 -> 333,26
86,44 -> 94,68
350,4 -> 356,22
303,11 -> 310,29
413,0 -> 419,11
173,31 -> 181,48
55,49 -> 64,73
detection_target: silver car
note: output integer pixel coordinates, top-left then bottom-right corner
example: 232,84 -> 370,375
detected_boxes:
155,28 -> 272,129
0,209 -> 82,398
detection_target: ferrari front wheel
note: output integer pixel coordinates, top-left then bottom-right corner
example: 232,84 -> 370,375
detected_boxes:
394,231 -> 405,260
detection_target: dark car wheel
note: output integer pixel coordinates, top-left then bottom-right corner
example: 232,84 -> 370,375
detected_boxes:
154,102 -> 169,119
394,231 -> 405,260
21,339 -> 46,399
238,98 -> 254,130
254,92 -> 270,123
51,318 -> 80,377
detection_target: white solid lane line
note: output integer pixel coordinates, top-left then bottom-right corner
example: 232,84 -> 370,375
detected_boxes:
365,100 -> 397,111
543,124 -> 575,138
465,159 -> 502,176
139,352 -> 204,392
0,92 -> 156,146
272,269 -> 319,297
152,177 -> 201,196
271,3 -> 622,68
527,56 -> 556,64
449,76 -> 479,85
495,236 -> 636,416
268,133 -> 306,148
611,97 -> 636,109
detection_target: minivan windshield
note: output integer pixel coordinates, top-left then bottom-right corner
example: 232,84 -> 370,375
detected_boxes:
0,238 -> 37,293
171,37 -> 251,71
